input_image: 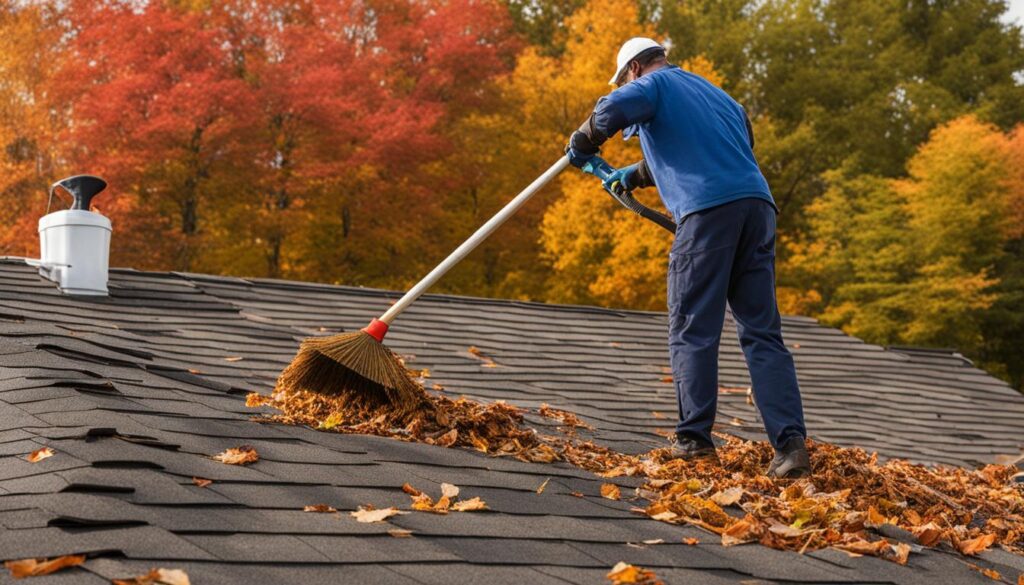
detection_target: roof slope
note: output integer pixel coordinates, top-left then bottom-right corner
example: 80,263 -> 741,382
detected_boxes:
1,259 -> 1022,584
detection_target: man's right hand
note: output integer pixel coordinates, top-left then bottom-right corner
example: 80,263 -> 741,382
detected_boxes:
565,143 -> 596,169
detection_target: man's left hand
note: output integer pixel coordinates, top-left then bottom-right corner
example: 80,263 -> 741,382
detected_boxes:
603,163 -> 638,196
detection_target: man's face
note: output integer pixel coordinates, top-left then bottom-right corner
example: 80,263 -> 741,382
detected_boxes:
616,61 -> 643,88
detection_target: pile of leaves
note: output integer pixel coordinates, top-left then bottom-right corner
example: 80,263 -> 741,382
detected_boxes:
248,387 -> 1024,566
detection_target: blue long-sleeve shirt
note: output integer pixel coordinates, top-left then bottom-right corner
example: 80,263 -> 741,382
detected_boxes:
592,66 -> 775,220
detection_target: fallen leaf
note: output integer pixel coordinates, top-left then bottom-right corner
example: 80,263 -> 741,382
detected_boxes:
650,511 -> 677,521
187,368 -> 202,375
350,507 -> 406,523
1017,573 -> 1023,585
651,411 -> 666,419
303,504 -> 337,513
536,478 -> 550,494
388,528 -> 413,538
191,477 -> 212,488
959,533 -> 997,555
683,537 -> 699,545
5,555 -> 85,578
440,483 -> 460,499
113,568 -> 191,585
912,522 -> 943,547
606,561 -> 662,585
452,497 -> 488,512
223,356 -> 244,362
212,445 -> 258,465
709,487 -> 744,507
433,429 -> 458,447
722,517 -> 760,546
26,447 -> 54,463
891,542 -> 911,565
601,483 -> 621,501
402,483 -> 422,497
641,539 -> 664,545
570,492 -> 584,498
729,417 -> 744,426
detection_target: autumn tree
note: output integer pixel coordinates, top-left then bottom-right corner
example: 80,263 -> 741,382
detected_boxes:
52,0 -> 254,271
801,116 -> 1015,362
0,1 -> 63,256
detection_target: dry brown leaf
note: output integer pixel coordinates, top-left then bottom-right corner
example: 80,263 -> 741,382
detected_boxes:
606,561 -> 663,585
5,555 -> 85,578
212,445 -> 258,465
601,483 -> 621,501
709,487 -> 744,507
223,356 -> 244,362
350,507 -> 406,523
303,504 -> 337,513
433,429 -> 458,447
388,528 -> 413,538
113,568 -> 191,585
452,497 -> 488,512
912,522 -> 943,547
959,533 -> 997,555
722,517 -> 760,546
26,447 -> 54,463
536,478 -> 550,494
650,511 -> 677,521
402,483 -> 422,497
440,483 -> 460,499
683,537 -> 699,545
570,491 -> 584,498
651,411 -> 667,419
891,542 -> 911,565
191,477 -> 212,488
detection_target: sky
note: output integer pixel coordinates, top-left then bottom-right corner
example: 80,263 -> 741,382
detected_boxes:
1006,0 -> 1024,24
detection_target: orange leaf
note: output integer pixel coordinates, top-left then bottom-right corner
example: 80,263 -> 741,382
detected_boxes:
191,477 -> 212,488
601,483 -> 621,501
536,478 -> 550,494
401,483 -> 422,497
112,568 -> 190,585
683,537 -> 699,545
388,529 -> 413,538
959,533 -> 997,555
303,504 -> 337,513
606,561 -> 662,585
212,445 -> 258,465
26,447 -> 54,463
5,555 -> 85,578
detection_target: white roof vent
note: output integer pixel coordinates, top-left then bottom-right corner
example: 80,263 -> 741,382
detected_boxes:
31,175 -> 112,296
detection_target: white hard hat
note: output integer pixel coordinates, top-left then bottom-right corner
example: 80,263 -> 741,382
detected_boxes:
609,37 -> 665,85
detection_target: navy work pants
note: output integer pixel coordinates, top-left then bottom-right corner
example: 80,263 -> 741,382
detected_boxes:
667,197 -> 806,449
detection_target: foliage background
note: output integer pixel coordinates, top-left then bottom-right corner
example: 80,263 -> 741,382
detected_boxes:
2,0 -> 1022,389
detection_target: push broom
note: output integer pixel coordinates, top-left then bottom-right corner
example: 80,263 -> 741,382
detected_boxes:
276,156 -> 572,413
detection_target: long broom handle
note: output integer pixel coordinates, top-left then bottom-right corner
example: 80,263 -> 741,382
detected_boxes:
378,156 -> 570,325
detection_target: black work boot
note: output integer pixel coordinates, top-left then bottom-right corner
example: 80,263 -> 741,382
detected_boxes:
666,433 -> 717,461
767,436 -> 811,479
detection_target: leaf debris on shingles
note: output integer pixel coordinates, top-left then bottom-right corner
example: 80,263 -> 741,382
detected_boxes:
26,447 -> 54,463
536,478 -> 550,494
303,504 -> 337,513
248,386 -> 1024,564
601,483 -> 622,501
212,445 -> 258,465
606,561 -> 663,585
4,555 -> 85,578
191,477 -> 212,488
467,346 -> 499,367
350,507 -> 407,523
112,568 -> 191,585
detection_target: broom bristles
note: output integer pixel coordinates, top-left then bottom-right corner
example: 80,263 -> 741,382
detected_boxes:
276,330 -> 429,414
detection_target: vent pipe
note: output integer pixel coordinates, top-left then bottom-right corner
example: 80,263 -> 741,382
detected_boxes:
32,175 -> 112,296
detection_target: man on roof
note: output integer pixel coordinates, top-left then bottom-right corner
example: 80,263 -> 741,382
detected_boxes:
565,38 -> 809,478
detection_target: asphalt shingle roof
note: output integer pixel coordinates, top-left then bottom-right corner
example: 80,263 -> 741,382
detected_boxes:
1,258 -> 1022,584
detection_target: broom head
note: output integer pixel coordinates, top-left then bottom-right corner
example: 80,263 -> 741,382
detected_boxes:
276,320 -> 428,414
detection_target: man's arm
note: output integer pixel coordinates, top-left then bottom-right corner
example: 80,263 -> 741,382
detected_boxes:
568,81 -> 659,157
744,113 -> 755,149
630,159 -> 656,189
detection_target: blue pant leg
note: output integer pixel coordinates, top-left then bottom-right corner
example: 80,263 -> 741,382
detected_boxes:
726,200 -> 806,448
668,205 -> 743,444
